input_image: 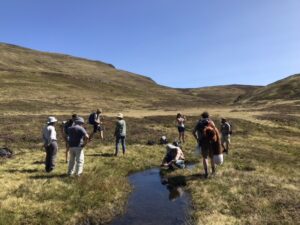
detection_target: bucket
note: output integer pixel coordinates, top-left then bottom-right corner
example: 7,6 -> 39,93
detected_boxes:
213,154 -> 223,165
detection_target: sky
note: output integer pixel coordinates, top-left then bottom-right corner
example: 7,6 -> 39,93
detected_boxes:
0,0 -> 300,88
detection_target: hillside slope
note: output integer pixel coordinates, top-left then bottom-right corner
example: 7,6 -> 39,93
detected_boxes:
0,43 -> 259,114
241,74 -> 300,102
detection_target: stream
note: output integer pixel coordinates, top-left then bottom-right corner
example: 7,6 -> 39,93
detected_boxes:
109,167 -> 193,225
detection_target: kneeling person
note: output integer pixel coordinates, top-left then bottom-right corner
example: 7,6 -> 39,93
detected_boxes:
161,142 -> 185,169
67,117 -> 89,176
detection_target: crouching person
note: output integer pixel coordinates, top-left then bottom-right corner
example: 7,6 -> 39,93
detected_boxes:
67,117 -> 89,176
161,142 -> 185,169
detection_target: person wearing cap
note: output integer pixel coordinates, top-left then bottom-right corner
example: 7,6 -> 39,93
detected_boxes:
114,113 -> 126,156
42,116 -> 58,172
67,117 -> 89,176
220,118 -> 231,154
161,142 -> 185,169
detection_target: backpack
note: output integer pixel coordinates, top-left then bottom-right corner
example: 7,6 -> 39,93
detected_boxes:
225,122 -> 232,135
63,119 -> 73,134
195,118 -> 210,139
88,113 -> 96,125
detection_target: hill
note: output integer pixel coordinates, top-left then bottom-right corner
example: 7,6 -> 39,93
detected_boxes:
0,43 -> 259,114
239,74 -> 300,102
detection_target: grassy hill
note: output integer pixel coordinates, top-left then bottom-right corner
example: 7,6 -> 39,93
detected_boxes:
0,43 -> 259,115
239,74 -> 300,102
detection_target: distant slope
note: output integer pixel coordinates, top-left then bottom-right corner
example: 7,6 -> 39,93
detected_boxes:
240,74 -> 300,102
0,43 -> 260,114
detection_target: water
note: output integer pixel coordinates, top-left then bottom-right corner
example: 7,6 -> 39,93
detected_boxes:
109,168 -> 192,225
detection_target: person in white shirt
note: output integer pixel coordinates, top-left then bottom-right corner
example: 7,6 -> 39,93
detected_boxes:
42,116 -> 58,172
176,113 -> 186,143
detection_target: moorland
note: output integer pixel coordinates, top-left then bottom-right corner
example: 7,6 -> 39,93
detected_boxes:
0,43 -> 299,225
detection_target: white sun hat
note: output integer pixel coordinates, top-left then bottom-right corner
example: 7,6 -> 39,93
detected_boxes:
117,113 -> 124,119
47,116 -> 58,124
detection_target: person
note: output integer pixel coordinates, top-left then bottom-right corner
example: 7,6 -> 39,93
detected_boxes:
161,142 -> 185,169
193,112 -> 220,178
176,113 -> 186,143
220,118 -> 231,154
67,117 -> 89,176
90,108 -> 104,140
114,113 -> 126,156
42,116 -> 58,173
61,114 -> 77,163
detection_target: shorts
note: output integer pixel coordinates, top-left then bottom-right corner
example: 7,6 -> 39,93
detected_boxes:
221,135 -> 231,144
178,126 -> 185,133
200,141 -> 214,159
93,124 -> 103,133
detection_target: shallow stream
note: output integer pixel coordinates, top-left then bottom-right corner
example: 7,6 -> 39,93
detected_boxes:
109,167 -> 193,225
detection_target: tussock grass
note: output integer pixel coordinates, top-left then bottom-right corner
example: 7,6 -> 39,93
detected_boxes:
0,111 -> 299,224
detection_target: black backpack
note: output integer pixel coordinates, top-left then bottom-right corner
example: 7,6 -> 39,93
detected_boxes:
88,113 -> 96,125
63,119 -> 73,134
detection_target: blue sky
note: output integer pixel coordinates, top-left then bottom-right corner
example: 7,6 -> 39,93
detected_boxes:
1,0 -> 300,88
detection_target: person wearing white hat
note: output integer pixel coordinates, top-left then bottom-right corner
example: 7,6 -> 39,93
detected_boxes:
114,113 -> 126,156
42,116 -> 58,172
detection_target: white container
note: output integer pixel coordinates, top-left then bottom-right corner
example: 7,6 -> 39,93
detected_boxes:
213,154 -> 224,165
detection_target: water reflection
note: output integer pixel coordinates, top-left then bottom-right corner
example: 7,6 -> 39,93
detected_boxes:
109,168 -> 192,225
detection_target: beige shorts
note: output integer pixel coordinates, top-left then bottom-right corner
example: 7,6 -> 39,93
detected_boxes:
221,135 -> 230,144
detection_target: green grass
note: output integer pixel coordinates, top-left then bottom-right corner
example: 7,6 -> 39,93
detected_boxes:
1,113 -> 299,224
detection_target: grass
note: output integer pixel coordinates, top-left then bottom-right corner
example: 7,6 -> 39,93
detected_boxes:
0,111 -> 299,224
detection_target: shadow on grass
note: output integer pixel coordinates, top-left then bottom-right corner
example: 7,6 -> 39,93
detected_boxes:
85,153 -> 115,157
5,168 -> 39,173
32,160 -> 44,164
29,173 -> 68,179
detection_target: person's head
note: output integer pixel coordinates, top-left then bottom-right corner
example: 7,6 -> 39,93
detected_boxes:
221,118 -> 226,123
172,140 -> 181,148
117,113 -> 124,120
47,116 -> 57,126
96,108 -> 102,114
74,117 -> 85,126
176,113 -> 182,118
201,111 -> 209,119
71,114 -> 78,121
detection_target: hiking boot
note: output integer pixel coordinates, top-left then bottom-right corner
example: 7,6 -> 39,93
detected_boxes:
204,173 -> 209,179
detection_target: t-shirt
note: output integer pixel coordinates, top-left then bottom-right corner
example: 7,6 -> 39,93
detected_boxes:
115,119 -> 126,137
177,117 -> 185,127
42,125 -> 57,146
67,125 -> 88,147
221,122 -> 231,136
94,113 -> 102,124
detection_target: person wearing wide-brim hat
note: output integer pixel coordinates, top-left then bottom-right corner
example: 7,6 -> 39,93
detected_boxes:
114,113 -> 126,156
42,116 -> 58,172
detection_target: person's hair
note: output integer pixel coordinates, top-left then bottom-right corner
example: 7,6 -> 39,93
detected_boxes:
48,122 -> 55,126
201,111 -> 209,118
72,114 -> 77,119
221,118 -> 226,122
176,113 -> 182,118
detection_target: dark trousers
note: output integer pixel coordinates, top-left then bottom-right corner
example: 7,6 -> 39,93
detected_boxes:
45,141 -> 58,172
115,136 -> 126,155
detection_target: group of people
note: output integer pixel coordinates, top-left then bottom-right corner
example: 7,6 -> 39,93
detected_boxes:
42,109 -> 231,178
162,111 -> 231,178
42,109 -> 127,176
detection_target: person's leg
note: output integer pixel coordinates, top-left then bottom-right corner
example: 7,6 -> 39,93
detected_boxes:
121,136 -> 126,154
100,130 -> 104,140
182,131 -> 185,143
45,146 -> 51,172
75,147 -> 84,176
203,157 -> 209,178
65,142 -> 69,163
115,136 -> 120,156
67,148 -> 76,175
49,142 -> 58,171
